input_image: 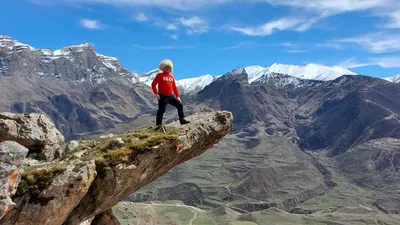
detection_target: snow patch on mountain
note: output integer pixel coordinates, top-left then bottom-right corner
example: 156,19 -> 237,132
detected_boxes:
177,74 -> 216,93
264,63 -> 356,81
138,69 -> 160,86
384,74 -> 400,83
244,65 -> 266,82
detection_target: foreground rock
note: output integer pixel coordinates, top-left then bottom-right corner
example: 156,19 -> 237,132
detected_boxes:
0,113 -> 65,161
0,141 -> 28,219
91,209 -> 120,225
0,110 -> 233,225
3,160 -> 96,225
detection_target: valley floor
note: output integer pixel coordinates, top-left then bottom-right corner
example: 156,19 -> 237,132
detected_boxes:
113,201 -> 400,225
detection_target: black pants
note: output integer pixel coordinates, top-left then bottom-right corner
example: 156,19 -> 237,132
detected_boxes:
156,94 -> 184,125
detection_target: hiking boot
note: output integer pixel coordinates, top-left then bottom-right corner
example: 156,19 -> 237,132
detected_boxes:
180,118 -> 190,125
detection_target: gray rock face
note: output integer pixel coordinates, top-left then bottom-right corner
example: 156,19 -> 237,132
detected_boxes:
0,112 -> 65,161
0,36 -> 137,84
195,72 -> 400,156
0,141 -> 28,219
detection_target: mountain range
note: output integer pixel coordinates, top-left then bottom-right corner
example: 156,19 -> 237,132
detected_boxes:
1,35 -> 400,224
137,62 -> 399,95
1,35 -> 398,95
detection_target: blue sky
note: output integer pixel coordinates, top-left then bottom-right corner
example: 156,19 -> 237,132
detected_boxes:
1,0 -> 400,79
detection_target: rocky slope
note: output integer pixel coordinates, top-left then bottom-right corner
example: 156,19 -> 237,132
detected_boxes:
0,110 -> 232,225
0,35 -> 137,84
193,69 -> 400,156
0,36 -> 156,140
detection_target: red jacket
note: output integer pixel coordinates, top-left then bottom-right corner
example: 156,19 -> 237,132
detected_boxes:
151,72 -> 180,97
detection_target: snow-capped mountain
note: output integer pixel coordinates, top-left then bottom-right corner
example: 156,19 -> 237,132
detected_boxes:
384,74 -> 400,83
139,63 -> 357,94
177,74 -> 216,93
0,35 -> 138,84
137,69 -> 160,86
249,63 -> 356,83
244,65 -> 266,82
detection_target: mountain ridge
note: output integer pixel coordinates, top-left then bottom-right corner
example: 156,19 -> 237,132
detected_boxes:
0,35 -> 138,84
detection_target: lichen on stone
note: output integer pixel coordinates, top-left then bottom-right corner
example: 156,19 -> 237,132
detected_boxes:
16,162 -> 69,200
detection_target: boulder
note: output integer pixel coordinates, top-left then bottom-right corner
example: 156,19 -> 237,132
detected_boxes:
66,141 -> 80,153
0,113 -> 65,161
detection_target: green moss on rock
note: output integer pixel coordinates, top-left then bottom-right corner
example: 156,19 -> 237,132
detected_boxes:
16,163 -> 69,205
80,126 -> 183,175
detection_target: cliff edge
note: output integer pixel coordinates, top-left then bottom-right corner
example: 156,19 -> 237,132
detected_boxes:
0,111 -> 233,225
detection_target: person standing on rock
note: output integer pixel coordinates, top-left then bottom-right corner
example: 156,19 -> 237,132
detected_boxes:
151,59 -> 190,126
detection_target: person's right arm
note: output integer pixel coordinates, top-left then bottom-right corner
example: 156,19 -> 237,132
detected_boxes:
151,74 -> 161,100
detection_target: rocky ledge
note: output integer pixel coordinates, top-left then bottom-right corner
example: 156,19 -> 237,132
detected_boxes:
0,111 -> 233,225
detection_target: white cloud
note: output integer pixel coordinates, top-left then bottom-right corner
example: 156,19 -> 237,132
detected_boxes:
229,17 -> 315,36
263,0 -> 392,14
171,34 -> 179,40
318,42 -> 346,50
281,42 -> 294,47
132,44 -> 194,50
369,56 -> 400,68
338,57 -> 400,69
80,19 -> 103,29
338,58 -> 374,69
31,0 -> 233,10
135,12 -> 148,22
178,16 -> 209,35
278,42 -> 309,53
382,10 -> 400,28
150,16 -> 209,34
337,32 -> 400,53
219,42 -> 254,51
166,23 -> 179,30
256,0 -> 400,30
285,49 -> 308,53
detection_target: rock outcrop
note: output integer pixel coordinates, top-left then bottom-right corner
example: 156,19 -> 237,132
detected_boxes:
0,141 -> 28,219
0,113 -> 65,161
0,110 -> 233,225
